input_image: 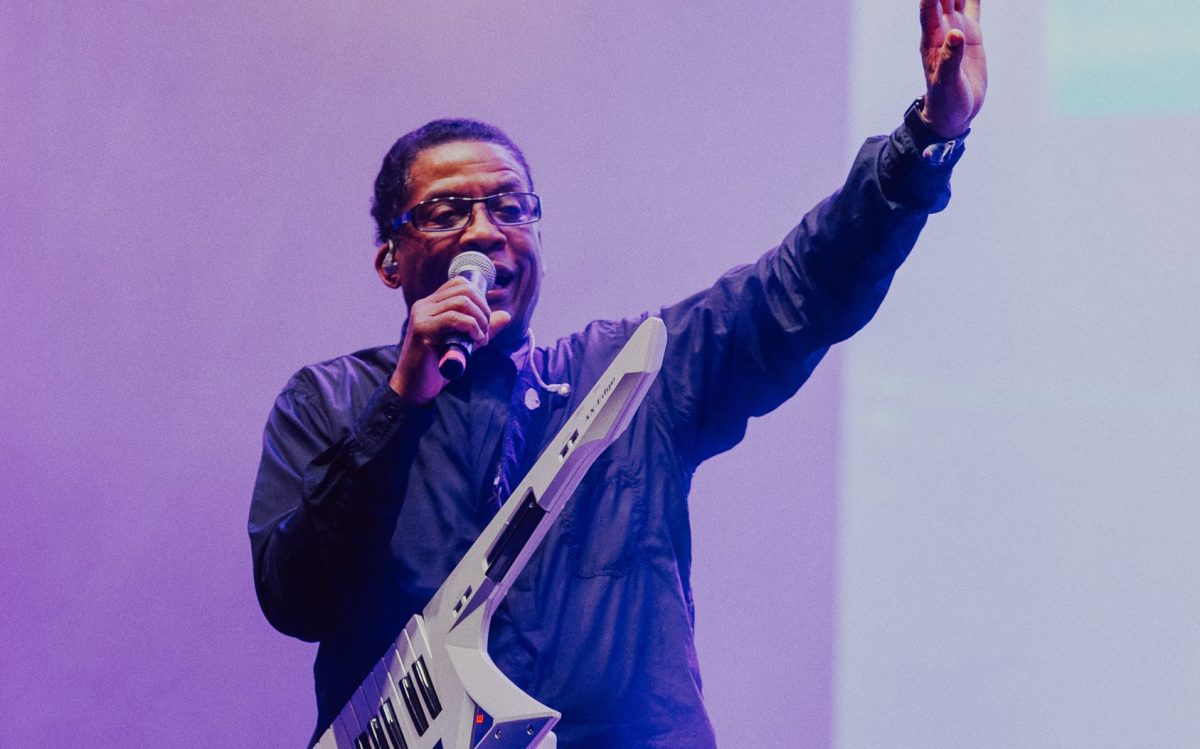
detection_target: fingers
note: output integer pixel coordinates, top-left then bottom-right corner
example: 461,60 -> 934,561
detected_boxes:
429,307 -> 489,344
923,0 -> 977,33
919,0 -> 942,34
427,276 -> 489,314
425,300 -> 490,344
414,277 -> 494,346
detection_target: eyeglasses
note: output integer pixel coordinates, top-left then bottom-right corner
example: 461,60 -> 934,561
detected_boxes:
392,192 -> 542,233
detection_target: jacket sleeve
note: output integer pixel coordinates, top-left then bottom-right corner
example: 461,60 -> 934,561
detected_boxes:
658,122 -> 960,467
248,373 -> 431,642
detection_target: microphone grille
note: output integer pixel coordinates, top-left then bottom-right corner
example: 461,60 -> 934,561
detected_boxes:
448,251 -> 496,287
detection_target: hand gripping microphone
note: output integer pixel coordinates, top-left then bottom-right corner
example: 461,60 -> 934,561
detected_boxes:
439,251 -> 497,380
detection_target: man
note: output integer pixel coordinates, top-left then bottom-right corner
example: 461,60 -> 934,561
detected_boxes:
250,2 -> 986,746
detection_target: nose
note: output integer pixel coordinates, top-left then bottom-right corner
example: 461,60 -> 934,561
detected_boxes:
458,201 -> 505,253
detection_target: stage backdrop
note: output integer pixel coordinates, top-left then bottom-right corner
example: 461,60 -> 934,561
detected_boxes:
837,1 -> 1200,746
5,3 -> 1195,747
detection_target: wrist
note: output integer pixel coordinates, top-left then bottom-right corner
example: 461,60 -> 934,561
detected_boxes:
388,369 -> 437,408
915,96 -> 970,141
904,97 -> 969,167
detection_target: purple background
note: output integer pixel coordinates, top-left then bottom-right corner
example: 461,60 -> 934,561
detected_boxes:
2,3 -> 851,746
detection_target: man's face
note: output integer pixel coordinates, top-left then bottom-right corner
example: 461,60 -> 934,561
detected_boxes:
385,140 -> 542,350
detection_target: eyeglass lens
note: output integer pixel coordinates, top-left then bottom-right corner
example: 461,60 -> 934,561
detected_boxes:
413,193 -> 540,231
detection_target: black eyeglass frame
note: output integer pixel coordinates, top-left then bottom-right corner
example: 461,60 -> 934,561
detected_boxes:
391,191 -> 542,233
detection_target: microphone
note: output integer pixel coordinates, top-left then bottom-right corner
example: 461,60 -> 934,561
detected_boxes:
439,251 -> 497,380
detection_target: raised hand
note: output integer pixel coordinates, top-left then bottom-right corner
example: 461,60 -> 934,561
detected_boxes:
919,0 -> 986,138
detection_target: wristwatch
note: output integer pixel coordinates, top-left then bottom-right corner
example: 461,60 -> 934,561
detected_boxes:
904,97 -> 968,167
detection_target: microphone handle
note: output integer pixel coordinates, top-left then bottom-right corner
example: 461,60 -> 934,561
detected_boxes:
438,265 -> 488,380
438,340 -> 471,380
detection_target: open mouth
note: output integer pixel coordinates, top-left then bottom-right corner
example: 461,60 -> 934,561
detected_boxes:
492,266 -> 515,290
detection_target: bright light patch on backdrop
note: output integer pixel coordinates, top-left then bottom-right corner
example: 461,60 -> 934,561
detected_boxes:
1049,1 -> 1200,116
840,2 -> 1200,747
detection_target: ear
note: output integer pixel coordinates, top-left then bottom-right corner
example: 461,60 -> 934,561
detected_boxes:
374,240 -> 403,289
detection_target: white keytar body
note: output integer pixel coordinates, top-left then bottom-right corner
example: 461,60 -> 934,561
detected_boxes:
315,317 -> 667,749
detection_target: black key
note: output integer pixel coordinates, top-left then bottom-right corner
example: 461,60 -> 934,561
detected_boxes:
369,716 -> 391,749
399,673 -> 429,735
381,699 -> 409,749
412,657 -> 443,718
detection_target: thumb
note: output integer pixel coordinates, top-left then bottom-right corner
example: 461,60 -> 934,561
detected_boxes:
486,310 -> 513,343
939,29 -> 966,79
